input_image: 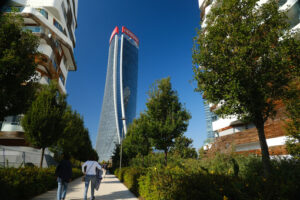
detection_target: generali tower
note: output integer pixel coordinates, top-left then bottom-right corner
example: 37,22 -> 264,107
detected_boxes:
96,26 -> 139,161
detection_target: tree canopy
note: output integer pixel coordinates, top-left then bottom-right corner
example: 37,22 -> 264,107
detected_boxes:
285,80 -> 300,159
22,82 -> 66,167
193,0 -> 300,176
0,11 -> 39,121
170,135 -> 197,159
121,113 -> 152,166
146,77 -> 191,165
52,106 -> 96,162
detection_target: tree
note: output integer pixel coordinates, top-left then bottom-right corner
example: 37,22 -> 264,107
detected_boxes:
0,11 -> 39,121
111,144 -> 122,169
21,82 -> 66,168
122,113 -> 152,165
193,0 -> 300,177
285,81 -> 300,159
73,128 -> 95,162
53,106 -> 94,161
146,77 -> 191,165
170,135 -> 197,159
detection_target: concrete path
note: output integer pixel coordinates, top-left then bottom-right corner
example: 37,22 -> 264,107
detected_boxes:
32,173 -> 138,200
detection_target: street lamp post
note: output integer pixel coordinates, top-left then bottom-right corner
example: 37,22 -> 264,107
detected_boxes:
120,118 -> 126,170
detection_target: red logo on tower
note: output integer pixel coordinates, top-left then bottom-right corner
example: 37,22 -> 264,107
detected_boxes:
122,26 -> 139,47
109,26 -> 119,44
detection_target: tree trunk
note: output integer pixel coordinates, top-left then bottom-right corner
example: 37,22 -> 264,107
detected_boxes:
40,147 -> 45,168
164,150 -> 168,166
255,120 -> 272,178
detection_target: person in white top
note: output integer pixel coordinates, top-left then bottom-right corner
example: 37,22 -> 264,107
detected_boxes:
82,156 -> 102,200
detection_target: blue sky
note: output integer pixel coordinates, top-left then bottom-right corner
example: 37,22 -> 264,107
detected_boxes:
66,0 -> 207,150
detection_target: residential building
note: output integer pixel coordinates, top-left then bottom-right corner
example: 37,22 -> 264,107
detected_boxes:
96,26 -> 139,161
198,0 -> 299,155
0,0 -> 78,167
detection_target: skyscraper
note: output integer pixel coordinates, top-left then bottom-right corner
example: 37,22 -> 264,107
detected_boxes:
96,26 -> 139,161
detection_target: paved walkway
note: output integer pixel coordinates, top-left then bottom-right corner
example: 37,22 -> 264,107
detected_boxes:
32,173 -> 138,200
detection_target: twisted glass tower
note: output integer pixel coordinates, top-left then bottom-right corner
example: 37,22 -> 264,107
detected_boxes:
96,26 -> 139,161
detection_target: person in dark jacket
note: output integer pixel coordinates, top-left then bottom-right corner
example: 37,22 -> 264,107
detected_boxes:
55,152 -> 72,200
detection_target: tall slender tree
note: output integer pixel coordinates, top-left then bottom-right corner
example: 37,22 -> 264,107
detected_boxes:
0,11 -> 39,120
54,106 -> 88,159
193,0 -> 300,176
122,113 -> 152,164
146,77 -> 191,165
22,82 -> 66,167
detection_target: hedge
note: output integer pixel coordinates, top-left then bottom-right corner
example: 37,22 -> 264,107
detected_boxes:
114,156 -> 300,200
0,167 -> 82,200
114,167 -> 146,197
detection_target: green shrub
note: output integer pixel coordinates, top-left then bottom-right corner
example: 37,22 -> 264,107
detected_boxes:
123,167 -> 145,196
0,167 -> 82,200
137,156 -> 300,200
113,154 -> 300,200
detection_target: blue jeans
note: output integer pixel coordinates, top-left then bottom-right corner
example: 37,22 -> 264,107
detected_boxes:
84,175 -> 97,200
57,177 -> 68,200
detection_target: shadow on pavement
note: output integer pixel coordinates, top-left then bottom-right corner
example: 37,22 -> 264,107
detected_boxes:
70,190 -> 137,200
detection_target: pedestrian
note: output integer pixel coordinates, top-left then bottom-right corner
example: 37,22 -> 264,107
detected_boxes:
82,155 -> 102,200
55,152 -> 72,200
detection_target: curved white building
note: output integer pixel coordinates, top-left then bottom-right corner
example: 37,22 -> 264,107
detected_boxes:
0,0 -> 78,166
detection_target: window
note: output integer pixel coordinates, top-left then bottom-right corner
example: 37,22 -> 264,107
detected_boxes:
289,1 -> 300,28
212,115 -> 218,122
52,58 -> 57,71
2,6 -> 24,12
53,19 -> 64,33
278,0 -> 287,7
23,26 -> 42,33
11,115 -> 21,125
38,8 -> 48,19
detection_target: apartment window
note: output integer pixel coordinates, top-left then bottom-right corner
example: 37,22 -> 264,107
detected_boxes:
38,8 -> 48,19
2,6 -> 24,12
23,26 -> 42,33
278,0 -> 287,7
11,115 -> 21,125
51,58 -> 57,71
53,19 -> 64,34
212,115 -> 218,122
289,2 -> 300,28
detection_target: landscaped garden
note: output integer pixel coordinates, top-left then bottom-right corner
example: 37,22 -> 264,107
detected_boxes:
113,153 -> 300,200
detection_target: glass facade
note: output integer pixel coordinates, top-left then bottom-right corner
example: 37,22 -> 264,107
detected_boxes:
121,36 -> 138,130
53,19 -> 64,34
204,100 -> 216,143
95,30 -> 138,161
